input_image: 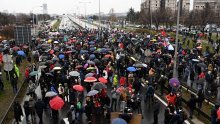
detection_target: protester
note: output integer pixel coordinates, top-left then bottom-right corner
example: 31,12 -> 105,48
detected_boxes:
13,101 -> 23,124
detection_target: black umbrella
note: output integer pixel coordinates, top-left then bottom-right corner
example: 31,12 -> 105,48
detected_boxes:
91,82 -> 107,91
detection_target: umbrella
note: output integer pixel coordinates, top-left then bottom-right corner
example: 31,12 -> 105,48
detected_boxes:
127,67 -> 136,72
54,41 -> 59,44
87,60 -> 95,65
94,59 -> 101,65
86,67 -> 96,71
133,63 -> 145,68
75,65 -> 83,69
89,54 -> 96,60
168,45 -> 174,51
87,90 -> 99,96
53,67 -> 62,70
88,41 -> 95,45
91,82 -> 107,90
49,96 -> 64,110
23,45 -> 29,49
197,63 -> 207,68
46,73 -> 54,77
85,73 -> 94,78
29,71 -> 38,76
17,50 -> 25,56
59,54 -> 65,59
39,62 -> 46,66
69,71 -> 80,77
111,118 -> 127,124
192,59 -> 200,62
39,65 -> 47,69
12,46 -> 20,51
104,54 -> 113,58
150,39 -> 157,42
90,47 -> 96,52
73,85 -> 84,92
45,91 -> 57,97
169,78 -> 180,87
98,77 -> 108,84
84,77 -> 97,82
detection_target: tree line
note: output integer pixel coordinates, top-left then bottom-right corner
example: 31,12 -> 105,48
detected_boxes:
126,3 -> 220,32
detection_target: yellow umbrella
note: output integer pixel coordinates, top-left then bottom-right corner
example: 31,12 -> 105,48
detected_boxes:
47,39 -> 52,43
151,39 -> 157,42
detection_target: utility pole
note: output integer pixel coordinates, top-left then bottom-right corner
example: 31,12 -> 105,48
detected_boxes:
79,1 -> 91,29
173,0 -> 181,77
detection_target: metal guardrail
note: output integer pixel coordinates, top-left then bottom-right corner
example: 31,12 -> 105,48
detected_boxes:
0,78 -> 27,124
67,17 -> 83,29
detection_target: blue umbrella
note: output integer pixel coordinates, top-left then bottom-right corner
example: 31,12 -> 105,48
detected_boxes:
88,41 -> 95,45
59,54 -> 65,59
80,50 -> 88,54
90,47 -> 96,52
111,118 -> 127,124
17,50 -> 25,56
89,54 -> 96,60
100,48 -> 107,53
127,66 -> 136,72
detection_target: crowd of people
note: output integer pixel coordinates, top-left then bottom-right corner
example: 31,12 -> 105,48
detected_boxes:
0,23 -> 218,124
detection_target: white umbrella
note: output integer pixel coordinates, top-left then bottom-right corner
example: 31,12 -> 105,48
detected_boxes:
69,71 -> 80,77
45,91 -> 57,97
54,41 -> 59,44
53,67 -> 62,70
87,90 -> 99,96
168,44 -> 174,51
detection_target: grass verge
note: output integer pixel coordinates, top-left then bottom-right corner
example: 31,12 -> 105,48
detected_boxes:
0,59 -> 28,122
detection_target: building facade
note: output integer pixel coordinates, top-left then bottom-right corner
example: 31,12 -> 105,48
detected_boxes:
141,0 -> 190,14
193,0 -> 220,12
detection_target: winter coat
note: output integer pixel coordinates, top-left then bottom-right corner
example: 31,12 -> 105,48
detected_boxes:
13,102 -> 23,120
35,100 -> 44,115
23,101 -> 30,116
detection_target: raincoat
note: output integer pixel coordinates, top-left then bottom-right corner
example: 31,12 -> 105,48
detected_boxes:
14,64 -> 20,78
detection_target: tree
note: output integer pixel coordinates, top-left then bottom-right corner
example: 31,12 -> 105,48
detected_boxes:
126,7 -> 136,23
197,3 -> 215,32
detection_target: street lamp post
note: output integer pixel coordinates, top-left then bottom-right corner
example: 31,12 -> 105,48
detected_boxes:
98,0 -> 101,40
79,1 -> 91,29
173,0 -> 181,77
32,6 -> 43,35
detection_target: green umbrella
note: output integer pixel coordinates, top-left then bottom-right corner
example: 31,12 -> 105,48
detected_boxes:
29,71 -> 38,76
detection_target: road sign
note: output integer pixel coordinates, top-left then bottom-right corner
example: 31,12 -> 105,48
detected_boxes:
14,25 -> 31,45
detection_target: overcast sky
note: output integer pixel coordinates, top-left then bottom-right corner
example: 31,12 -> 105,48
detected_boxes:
0,0 -> 142,14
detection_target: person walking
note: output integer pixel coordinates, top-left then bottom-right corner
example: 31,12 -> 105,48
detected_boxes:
111,87 -> 118,111
35,99 -> 44,124
187,94 -> 197,119
13,101 -> 23,124
23,101 -> 30,123
197,87 -> 204,110
29,97 -> 36,122
211,104 -> 219,124
153,100 -> 160,124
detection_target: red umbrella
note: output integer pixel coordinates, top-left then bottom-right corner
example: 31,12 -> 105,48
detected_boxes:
49,96 -> 64,110
23,45 -> 29,49
65,51 -> 72,54
84,77 -> 97,83
98,77 -> 108,84
73,85 -> 84,92
49,50 -> 54,54
75,65 -> 83,69
104,54 -> 113,58
13,46 -> 20,51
